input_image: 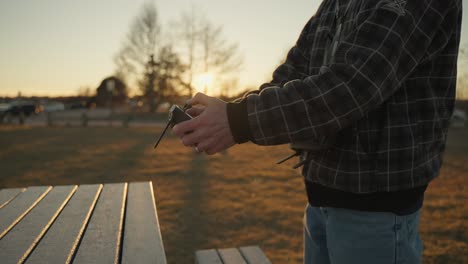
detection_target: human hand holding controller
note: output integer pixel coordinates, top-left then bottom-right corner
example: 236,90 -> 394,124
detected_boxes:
172,92 -> 236,155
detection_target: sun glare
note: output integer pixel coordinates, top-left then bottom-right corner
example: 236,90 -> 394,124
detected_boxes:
194,72 -> 214,94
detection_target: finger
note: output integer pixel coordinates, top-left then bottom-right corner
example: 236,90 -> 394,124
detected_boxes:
204,131 -> 235,155
209,144 -> 224,155
186,106 -> 205,117
180,129 -> 206,147
172,117 -> 200,137
197,137 -> 218,155
187,92 -> 211,106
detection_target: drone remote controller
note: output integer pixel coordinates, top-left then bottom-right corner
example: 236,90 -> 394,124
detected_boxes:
154,104 -> 192,149
168,105 -> 192,126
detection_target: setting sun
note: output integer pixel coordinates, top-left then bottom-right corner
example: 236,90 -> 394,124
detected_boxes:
193,72 -> 214,94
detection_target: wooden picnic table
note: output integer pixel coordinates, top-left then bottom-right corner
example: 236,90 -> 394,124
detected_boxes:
0,181 -> 166,264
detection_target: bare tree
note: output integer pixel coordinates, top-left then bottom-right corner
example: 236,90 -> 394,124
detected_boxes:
172,6 -> 200,97
200,21 -> 243,81
116,3 -> 243,108
77,86 -> 93,97
114,2 -> 162,111
173,8 -> 243,96
156,45 -> 186,103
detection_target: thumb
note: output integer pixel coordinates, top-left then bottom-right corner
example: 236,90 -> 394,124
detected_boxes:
186,106 -> 205,117
187,92 -> 211,106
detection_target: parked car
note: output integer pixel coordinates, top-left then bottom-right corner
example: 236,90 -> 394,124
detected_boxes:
0,103 -> 10,113
0,101 -> 38,123
42,101 -> 65,112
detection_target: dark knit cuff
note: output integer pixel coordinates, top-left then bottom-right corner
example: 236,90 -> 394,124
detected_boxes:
227,99 -> 252,144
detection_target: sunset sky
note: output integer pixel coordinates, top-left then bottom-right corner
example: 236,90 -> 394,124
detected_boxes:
0,0 -> 467,97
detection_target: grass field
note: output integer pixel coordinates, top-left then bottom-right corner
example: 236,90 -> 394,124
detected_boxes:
0,126 -> 466,263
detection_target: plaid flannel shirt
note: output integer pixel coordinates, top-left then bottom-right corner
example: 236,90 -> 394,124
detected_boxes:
228,0 -> 462,193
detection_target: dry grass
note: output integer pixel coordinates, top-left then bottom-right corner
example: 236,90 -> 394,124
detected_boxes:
0,126 -> 466,263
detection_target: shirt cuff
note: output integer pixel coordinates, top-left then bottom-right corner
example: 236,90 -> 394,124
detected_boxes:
227,99 -> 252,144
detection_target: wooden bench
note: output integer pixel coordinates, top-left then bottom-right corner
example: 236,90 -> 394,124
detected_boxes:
196,246 -> 272,264
0,181 -> 166,264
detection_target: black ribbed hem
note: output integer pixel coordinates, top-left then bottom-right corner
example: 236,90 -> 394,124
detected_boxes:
305,180 -> 427,216
227,99 -> 251,144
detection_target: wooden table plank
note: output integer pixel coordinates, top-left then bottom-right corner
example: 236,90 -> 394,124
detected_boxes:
121,182 -> 166,264
0,185 -> 76,264
25,184 -> 102,264
0,188 -> 25,209
72,183 -> 127,264
239,246 -> 272,264
195,249 -> 223,264
218,248 -> 247,264
0,186 -> 51,238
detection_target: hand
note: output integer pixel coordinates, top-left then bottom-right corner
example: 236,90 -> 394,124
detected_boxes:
186,105 -> 205,117
172,93 -> 236,155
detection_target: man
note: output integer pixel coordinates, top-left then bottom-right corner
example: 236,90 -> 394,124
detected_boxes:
173,0 -> 462,263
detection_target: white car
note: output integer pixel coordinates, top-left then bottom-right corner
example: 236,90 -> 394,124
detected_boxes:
43,102 -> 65,112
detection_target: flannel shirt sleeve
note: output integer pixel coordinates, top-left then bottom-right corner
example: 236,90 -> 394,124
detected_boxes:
226,13 -> 320,143
245,0 -> 458,146
228,34 -> 313,142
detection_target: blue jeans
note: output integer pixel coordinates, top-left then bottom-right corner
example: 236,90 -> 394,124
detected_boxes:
304,204 -> 423,264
